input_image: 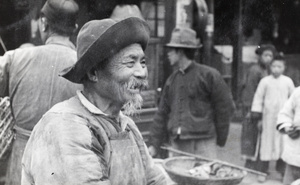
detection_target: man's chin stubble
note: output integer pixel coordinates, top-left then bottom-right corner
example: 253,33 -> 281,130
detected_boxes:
122,94 -> 143,116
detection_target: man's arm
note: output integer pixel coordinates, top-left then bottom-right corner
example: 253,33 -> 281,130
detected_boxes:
210,70 -> 234,147
277,88 -> 297,131
144,145 -> 168,185
277,89 -> 300,139
22,113 -> 111,185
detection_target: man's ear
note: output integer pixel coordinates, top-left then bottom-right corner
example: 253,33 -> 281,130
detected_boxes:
86,68 -> 98,82
73,24 -> 79,34
40,17 -> 48,32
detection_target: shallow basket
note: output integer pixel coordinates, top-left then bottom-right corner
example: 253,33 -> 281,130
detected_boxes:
163,156 -> 245,185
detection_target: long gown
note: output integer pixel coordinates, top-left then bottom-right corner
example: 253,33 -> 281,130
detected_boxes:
251,75 -> 294,161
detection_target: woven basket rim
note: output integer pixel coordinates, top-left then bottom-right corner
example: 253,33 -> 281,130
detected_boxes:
163,156 -> 245,182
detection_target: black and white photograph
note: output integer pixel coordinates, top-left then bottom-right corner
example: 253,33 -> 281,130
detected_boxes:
1,0 -> 300,185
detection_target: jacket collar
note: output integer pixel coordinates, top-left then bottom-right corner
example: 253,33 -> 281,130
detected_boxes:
45,35 -> 75,50
76,91 -> 128,130
178,61 -> 195,74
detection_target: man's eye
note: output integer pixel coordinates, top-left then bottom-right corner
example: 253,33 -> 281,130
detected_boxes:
141,60 -> 146,67
126,62 -> 135,67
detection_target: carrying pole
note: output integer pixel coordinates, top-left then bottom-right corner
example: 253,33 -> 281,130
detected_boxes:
0,34 -> 7,53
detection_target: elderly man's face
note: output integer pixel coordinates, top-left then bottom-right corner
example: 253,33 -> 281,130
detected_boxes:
98,43 -> 148,115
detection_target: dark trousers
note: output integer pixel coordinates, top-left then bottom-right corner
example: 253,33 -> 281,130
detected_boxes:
245,158 -> 286,175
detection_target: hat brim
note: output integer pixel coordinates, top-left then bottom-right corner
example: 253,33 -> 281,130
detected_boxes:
60,17 -> 150,84
165,43 -> 202,49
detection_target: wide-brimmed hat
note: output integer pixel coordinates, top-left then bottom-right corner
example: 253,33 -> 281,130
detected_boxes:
60,17 -> 150,84
166,27 -> 202,49
255,44 -> 277,55
41,0 -> 79,28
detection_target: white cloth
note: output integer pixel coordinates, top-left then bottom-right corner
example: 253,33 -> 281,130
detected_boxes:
252,75 -> 294,160
277,87 -> 300,167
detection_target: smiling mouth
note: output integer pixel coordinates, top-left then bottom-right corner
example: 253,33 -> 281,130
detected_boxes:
128,84 -> 142,93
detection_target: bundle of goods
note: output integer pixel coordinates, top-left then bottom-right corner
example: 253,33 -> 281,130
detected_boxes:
163,156 -> 246,185
189,161 -> 244,179
0,97 -> 14,159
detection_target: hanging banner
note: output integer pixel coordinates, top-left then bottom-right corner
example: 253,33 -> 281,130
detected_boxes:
205,13 -> 214,33
176,0 -> 193,27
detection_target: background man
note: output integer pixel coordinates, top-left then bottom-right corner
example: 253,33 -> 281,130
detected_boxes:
148,27 -> 234,158
21,17 -> 167,185
0,0 -> 80,184
240,44 -> 278,173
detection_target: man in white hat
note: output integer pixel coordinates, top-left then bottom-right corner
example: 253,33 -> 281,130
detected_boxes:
21,17 -> 167,185
148,27 -> 234,158
0,0 -> 80,184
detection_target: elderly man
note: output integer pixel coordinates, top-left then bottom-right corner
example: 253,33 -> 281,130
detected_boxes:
0,0 -> 80,184
21,17 -> 167,185
148,27 -> 234,158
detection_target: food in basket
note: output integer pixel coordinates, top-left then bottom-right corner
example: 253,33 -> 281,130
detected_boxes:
189,161 -> 243,178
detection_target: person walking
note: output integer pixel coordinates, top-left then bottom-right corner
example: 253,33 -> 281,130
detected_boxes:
21,17 -> 167,185
148,27 -> 234,158
0,0 -> 81,184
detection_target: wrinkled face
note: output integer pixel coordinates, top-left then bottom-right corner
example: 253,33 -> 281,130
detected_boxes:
167,48 -> 180,66
259,50 -> 274,67
97,43 -> 148,115
270,60 -> 285,78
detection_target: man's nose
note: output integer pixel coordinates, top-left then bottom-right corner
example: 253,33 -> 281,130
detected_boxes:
133,63 -> 147,79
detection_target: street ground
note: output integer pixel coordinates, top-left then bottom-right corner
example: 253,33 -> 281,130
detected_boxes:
217,122 -> 284,185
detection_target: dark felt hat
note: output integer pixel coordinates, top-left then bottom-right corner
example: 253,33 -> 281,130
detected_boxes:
166,27 -> 202,49
255,44 -> 277,55
41,0 -> 79,28
60,17 -> 150,84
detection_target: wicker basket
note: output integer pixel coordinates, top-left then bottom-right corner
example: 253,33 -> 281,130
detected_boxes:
163,156 -> 245,185
0,97 -> 14,159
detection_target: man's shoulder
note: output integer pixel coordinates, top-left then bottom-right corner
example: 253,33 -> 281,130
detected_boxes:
35,96 -> 90,135
193,63 -> 222,80
7,46 -> 54,62
195,63 -> 220,74
47,96 -> 82,114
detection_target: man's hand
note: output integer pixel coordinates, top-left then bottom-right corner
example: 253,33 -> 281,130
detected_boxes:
148,146 -> 157,157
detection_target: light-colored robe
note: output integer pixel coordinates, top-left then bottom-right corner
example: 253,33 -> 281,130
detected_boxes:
277,87 -> 300,167
252,75 -> 294,161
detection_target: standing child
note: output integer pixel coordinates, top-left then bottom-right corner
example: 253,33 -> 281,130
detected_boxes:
251,55 -> 295,177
